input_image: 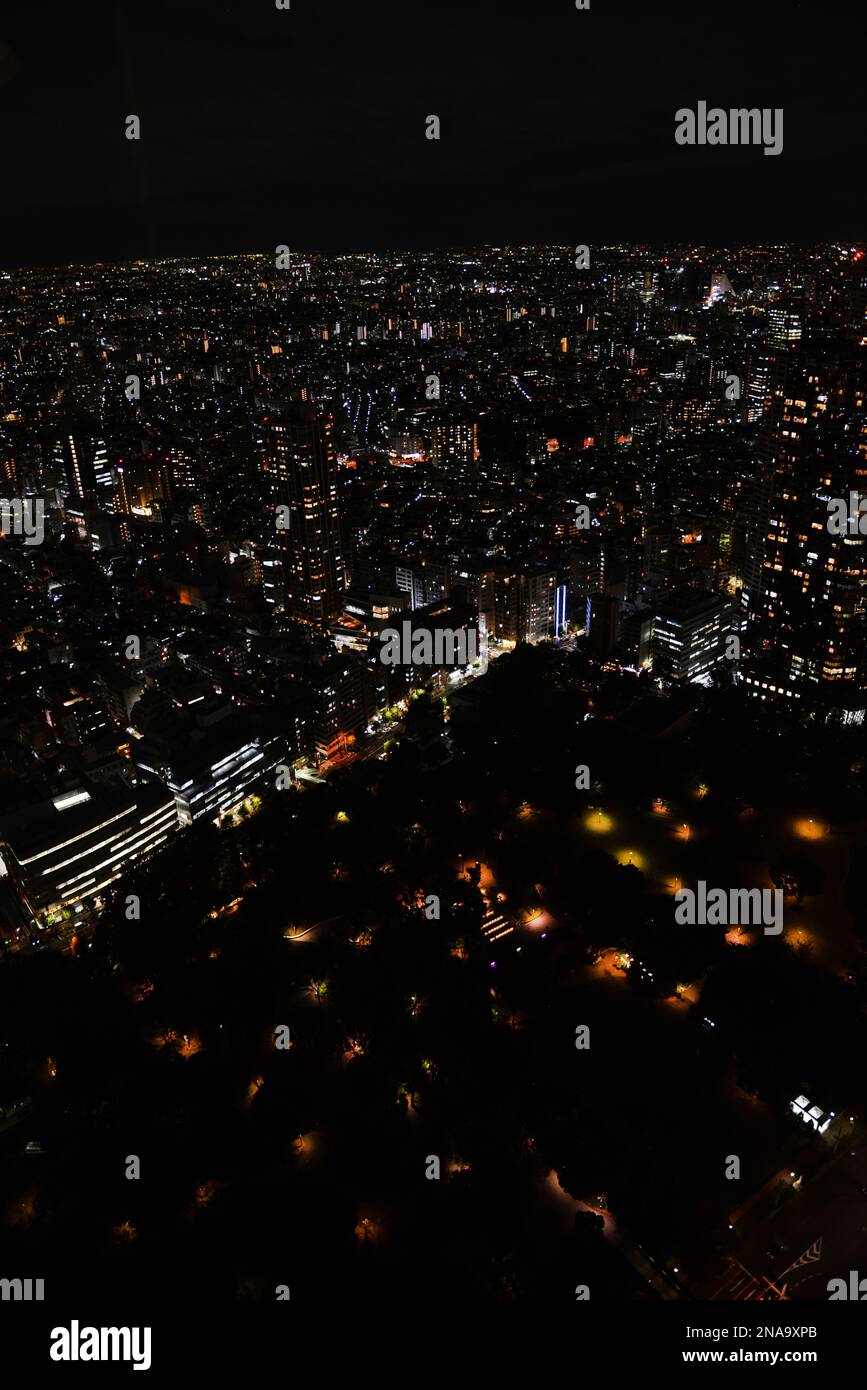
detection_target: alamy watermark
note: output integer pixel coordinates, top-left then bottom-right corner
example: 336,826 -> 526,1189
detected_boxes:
379,621 -> 480,668
675,102 -> 783,157
0,498 -> 44,546
828,1271 -> 867,1299
0,1275 -> 45,1300
827,492 -> 867,535
675,881 -> 783,935
50,1320 -> 151,1371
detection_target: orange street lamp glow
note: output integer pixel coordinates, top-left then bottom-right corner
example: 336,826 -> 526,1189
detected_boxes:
617,847 -> 644,870
794,817 -> 825,841
726,925 -> 750,947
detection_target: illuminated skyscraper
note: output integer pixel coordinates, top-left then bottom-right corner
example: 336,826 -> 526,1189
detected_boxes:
746,307 -> 802,423
430,415 -> 478,473
651,588 -> 733,682
111,451 -> 175,518
768,306 -> 802,349
261,402 -> 345,627
743,358 -> 867,714
705,269 -> 735,306
483,565 -> 556,644
50,428 -> 112,500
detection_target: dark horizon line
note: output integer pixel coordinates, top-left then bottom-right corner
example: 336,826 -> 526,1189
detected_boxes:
3,237 -> 864,276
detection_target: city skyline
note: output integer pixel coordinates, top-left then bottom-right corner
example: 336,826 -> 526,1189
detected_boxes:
0,0 -> 865,1351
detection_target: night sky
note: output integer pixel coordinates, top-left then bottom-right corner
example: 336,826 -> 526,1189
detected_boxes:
0,0 -> 863,266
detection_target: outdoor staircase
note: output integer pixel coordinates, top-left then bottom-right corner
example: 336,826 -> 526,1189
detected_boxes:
481,902 -> 514,943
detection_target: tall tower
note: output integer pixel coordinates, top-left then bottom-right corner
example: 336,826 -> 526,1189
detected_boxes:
743,357 -> 867,715
705,269 -> 735,307
485,564 -> 556,644
261,401 -> 345,627
430,414 -> 478,473
49,426 -> 112,500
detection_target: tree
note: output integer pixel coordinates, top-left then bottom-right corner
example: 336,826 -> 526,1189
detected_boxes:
771,852 -> 824,907
404,690 -> 445,745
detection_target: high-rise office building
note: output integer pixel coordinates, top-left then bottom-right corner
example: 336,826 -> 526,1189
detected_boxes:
705,269 -> 735,306
743,359 -> 867,714
0,778 -> 180,922
746,306 -> 802,424
311,655 -> 376,762
767,306 -> 803,350
395,557 -> 450,610
588,592 -> 622,661
651,588 -> 733,682
743,312 -> 813,592
50,428 -> 112,501
111,450 -> 176,519
483,565 -> 556,645
430,415 -> 478,473
570,537 -> 606,620
261,401 -> 345,627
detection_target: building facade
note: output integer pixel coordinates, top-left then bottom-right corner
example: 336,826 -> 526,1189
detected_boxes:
261,401 -> 345,627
